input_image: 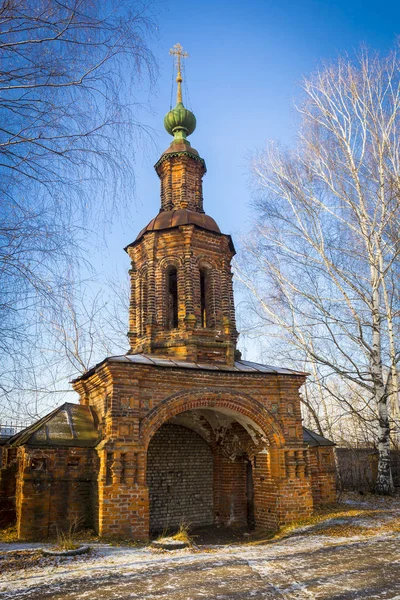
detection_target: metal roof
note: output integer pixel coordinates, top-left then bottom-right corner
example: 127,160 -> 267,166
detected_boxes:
303,427 -> 335,447
73,354 -> 307,382
125,209 -> 235,253
6,403 -> 100,448
133,209 -> 221,242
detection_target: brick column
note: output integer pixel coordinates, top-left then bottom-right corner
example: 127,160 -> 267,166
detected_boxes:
145,246 -> 156,339
128,266 -> 138,347
97,448 -> 149,540
308,447 -> 336,506
274,447 -> 313,525
183,229 -> 196,329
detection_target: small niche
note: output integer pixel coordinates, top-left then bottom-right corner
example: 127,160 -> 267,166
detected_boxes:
106,452 -> 113,485
30,458 -> 47,471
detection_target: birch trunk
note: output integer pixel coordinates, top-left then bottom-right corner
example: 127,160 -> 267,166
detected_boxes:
376,396 -> 394,494
371,268 -> 394,494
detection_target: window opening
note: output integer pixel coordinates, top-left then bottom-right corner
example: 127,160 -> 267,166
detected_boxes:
167,268 -> 178,329
120,453 -> 126,484
200,269 -> 207,328
30,458 -> 47,471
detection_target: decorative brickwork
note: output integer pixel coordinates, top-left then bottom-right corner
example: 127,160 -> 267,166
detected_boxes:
155,142 -> 206,213
0,87 -> 337,540
126,136 -> 237,364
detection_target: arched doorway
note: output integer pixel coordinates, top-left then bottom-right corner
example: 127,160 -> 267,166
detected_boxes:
145,406 -> 269,534
147,423 -> 213,533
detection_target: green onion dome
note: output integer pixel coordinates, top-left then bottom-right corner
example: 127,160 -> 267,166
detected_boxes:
164,101 -> 196,141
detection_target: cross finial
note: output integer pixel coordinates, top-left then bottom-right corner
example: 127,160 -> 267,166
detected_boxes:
170,43 -> 188,104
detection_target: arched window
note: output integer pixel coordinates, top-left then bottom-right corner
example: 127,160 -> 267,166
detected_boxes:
167,267 -> 178,329
139,270 -> 148,336
200,268 -> 208,327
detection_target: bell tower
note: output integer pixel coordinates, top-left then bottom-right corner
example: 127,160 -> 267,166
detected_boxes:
125,44 -> 238,364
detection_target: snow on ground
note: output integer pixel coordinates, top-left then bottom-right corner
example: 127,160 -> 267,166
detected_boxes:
2,494 -> 400,599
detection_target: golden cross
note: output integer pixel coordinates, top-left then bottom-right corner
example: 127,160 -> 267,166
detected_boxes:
170,43 -> 188,104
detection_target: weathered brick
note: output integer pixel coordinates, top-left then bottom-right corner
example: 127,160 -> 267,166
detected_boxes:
0,121 -> 336,542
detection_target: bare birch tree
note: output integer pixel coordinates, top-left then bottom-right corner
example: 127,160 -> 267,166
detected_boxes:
238,47 -> 400,494
0,0 -> 157,414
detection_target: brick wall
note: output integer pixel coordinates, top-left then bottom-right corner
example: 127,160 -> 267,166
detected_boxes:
213,449 -> 248,526
127,226 -> 237,363
308,447 -> 337,505
16,447 -> 97,540
71,362 -> 319,540
147,424 -> 213,532
0,447 -> 18,526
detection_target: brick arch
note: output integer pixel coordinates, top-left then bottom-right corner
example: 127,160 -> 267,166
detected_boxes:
195,255 -> 219,270
158,257 -> 182,329
158,255 -> 183,270
140,388 -> 285,449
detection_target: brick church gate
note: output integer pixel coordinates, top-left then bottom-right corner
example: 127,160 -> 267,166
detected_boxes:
0,44 -> 336,541
143,391 -> 286,534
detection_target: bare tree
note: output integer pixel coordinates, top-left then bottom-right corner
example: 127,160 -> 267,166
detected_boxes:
238,47 -> 400,494
237,288 -> 383,447
0,269 -> 130,421
0,0 -> 157,414
45,273 -> 130,376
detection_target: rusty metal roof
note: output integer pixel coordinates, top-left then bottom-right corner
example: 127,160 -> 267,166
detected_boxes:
73,354 -> 308,383
128,209 -> 222,249
6,403 -> 100,448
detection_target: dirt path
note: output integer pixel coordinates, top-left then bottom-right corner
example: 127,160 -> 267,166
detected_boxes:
1,533 -> 400,600
2,495 -> 400,599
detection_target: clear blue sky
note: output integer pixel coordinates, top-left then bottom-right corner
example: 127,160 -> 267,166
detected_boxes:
90,0 -> 400,351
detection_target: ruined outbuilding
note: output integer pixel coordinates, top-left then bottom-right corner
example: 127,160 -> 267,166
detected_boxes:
0,49 -> 336,540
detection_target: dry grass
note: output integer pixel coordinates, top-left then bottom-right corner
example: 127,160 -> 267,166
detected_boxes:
155,520 -> 194,546
54,517 -> 83,551
311,524 -> 372,537
172,522 -> 192,544
246,493 -> 400,545
54,530 -> 81,551
0,524 -> 18,543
